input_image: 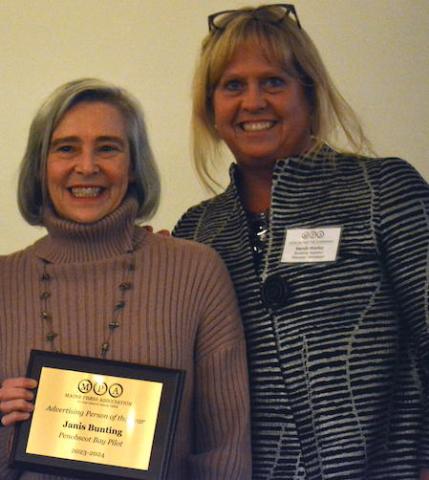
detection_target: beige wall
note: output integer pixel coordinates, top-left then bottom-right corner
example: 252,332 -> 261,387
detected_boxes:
1,0 -> 428,254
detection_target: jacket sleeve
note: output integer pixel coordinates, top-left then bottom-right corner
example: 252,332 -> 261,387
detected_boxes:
188,247 -> 252,479
378,158 -> 429,468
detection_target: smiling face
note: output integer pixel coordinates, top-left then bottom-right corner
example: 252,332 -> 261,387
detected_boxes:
47,101 -> 132,224
213,43 -> 312,173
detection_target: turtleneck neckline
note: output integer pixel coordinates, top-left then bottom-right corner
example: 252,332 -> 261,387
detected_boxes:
33,195 -> 147,264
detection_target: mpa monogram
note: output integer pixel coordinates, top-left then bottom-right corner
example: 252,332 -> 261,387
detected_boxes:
78,379 -> 124,398
302,230 -> 325,240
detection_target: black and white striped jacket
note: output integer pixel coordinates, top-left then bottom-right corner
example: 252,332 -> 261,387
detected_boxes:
174,149 -> 429,480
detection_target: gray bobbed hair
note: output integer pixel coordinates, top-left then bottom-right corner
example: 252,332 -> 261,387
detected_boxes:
18,78 -> 160,225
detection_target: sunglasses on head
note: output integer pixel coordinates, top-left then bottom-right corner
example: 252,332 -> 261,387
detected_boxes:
208,4 -> 302,33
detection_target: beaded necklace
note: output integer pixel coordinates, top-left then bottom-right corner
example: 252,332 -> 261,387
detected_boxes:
39,250 -> 135,359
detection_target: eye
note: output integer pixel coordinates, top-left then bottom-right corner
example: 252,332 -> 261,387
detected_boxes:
99,144 -> 117,152
53,144 -> 75,154
219,78 -> 244,93
263,77 -> 287,91
98,144 -> 121,155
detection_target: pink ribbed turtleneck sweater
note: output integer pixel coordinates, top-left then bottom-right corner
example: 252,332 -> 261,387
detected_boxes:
0,196 -> 251,479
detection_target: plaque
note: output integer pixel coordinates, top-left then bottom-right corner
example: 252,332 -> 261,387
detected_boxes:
10,350 -> 185,479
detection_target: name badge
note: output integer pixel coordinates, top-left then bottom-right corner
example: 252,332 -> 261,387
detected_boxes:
281,226 -> 342,263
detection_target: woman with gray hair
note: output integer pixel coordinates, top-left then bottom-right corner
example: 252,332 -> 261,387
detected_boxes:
174,4 -> 429,480
0,78 -> 251,479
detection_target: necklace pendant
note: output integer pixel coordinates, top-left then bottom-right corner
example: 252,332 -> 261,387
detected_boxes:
108,321 -> 120,330
101,342 -> 110,356
46,331 -> 58,342
41,272 -> 50,281
115,301 -> 125,311
119,281 -> 132,291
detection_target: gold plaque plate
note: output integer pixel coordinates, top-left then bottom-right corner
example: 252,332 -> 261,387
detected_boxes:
10,350 -> 185,480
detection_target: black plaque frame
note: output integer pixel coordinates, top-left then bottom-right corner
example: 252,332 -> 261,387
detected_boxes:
10,350 -> 185,480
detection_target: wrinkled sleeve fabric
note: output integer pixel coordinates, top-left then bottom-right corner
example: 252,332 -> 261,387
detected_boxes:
188,246 -> 252,479
377,158 -> 429,469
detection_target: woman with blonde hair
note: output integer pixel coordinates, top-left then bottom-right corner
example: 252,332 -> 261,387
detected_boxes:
174,4 -> 429,479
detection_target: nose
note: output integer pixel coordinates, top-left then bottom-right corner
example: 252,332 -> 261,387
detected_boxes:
74,149 -> 100,175
241,85 -> 267,111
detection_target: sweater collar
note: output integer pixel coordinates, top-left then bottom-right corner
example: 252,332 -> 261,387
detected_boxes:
225,144 -> 338,196
33,195 -> 144,264
229,144 -> 339,182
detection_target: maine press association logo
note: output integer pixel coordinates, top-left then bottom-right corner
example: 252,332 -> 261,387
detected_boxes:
78,378 -> 123,398
302,230 -> 325,240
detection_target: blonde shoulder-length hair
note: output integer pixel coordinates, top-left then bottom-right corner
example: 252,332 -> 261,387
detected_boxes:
192,4 -> 372,191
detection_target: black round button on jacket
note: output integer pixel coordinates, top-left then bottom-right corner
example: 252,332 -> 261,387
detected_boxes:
261,273 -> 289,308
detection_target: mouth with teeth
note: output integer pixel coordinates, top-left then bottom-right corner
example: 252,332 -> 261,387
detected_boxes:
239,121 -> 276,132
69,186 -> 105,198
